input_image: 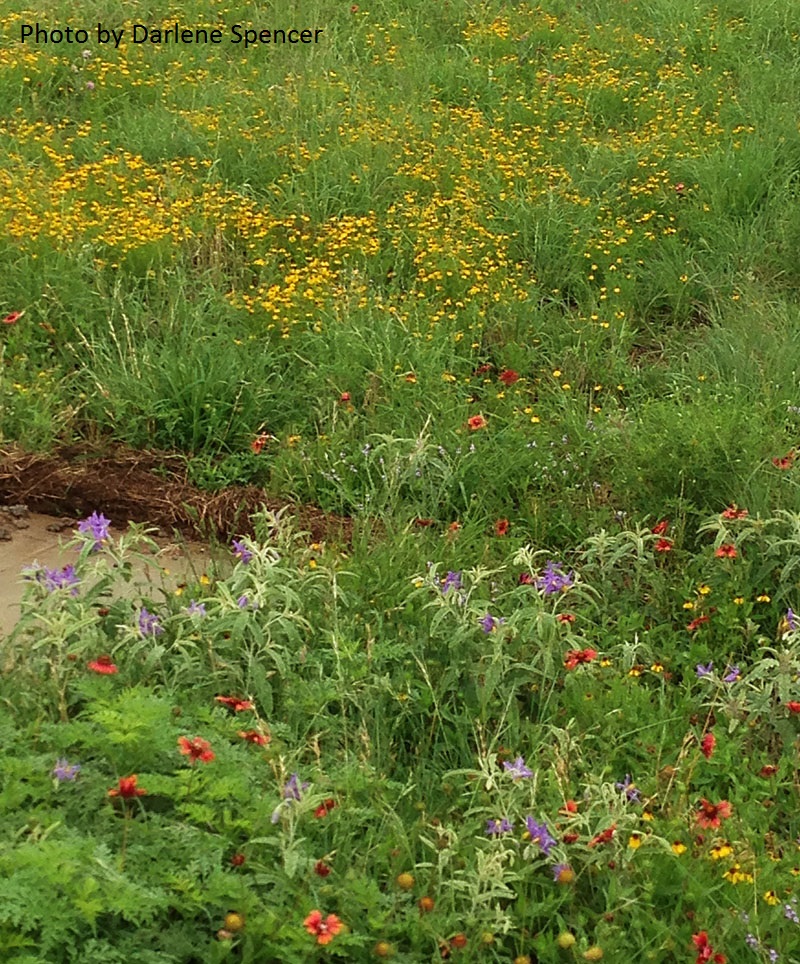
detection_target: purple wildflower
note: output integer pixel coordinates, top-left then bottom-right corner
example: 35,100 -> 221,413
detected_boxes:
525,816 -> 556,856
536,561 -> 574,594
52,759 -> 81,781
232,539 -> 253,564
787,608 -> 797,631
77,511 -> 110,550
745,934 -> 759,949
486,818 -> 514,836
615,774 -> 640,802
185,600 -> 206,616
503,756 -> 533,780
784,901 -> 799,924
441,571 -> 462,594
480,613 -> 505,633
723,664 -> 741,683
283,773 -> 309,801
40,564 -> 80,595
138,607 -> 164,637
696,662 -> 714,678
552,862 -> 572,881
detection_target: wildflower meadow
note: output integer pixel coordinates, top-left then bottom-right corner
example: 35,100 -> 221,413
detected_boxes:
3,0 -> 800,961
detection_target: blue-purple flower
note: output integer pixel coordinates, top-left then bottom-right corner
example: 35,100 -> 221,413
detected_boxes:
441,571 -> 462,594
723,664 -> 741,683
486,818 -> 514,836
283,773 -> 309,801
185,600 -> 206,616
480,613 -> 505,633
38,564 -> 80,595
232,539 -> 253,564
138,607 -> 164,637
503,756 -> 533,780
696,662 -> 714,678
536,561 -> 574,594
77,511 -> 110,550
615,774 -> 640,802
52,759 -> 81,782
787,608 -> 797,631
525,816 -> 556,856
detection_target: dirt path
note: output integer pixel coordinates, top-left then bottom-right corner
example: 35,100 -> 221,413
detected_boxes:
0,508 -> 218,638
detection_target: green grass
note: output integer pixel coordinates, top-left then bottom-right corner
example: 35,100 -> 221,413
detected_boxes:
3,0 -> 800,960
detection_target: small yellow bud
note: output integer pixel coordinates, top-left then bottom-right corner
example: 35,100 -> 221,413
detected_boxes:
583,947 -> 603,961
224,912 -> 245,933
556,932 -> 576,949
396,872 -> 415,890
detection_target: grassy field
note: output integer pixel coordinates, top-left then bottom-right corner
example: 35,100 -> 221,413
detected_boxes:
3,0 -> 800,960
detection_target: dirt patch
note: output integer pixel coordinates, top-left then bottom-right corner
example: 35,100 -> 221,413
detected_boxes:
0,443 -> 354,544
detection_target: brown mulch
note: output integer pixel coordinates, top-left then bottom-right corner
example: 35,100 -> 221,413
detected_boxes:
0,443 -> 354,544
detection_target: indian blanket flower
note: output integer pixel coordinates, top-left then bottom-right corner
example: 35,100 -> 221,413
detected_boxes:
715,544 -> 737,559
78,511 -> 111,550
52,759 -> 81,782
108,775 -> 146,798
651,519 -> 669,535
692,931 -> 726,963
138,607 -> 163,637
503,756 -> 533,780
588,824 -> 617,847
786,701 -> 800,713
304,910 -> 342,946
467,413 -> 488,430
2,310 -> 24,325
178,736 -> 215,764
700,732 -> 716,759
525,816 -> 556,856
498,369 -> 520,385
494,518 -> 510,536
615,774 -> 640,802
773,450 -> 796,470
87,654 -> 118,674
721,504 -> 748,520
486,818 -> 514,836
231,538 -> 253,564
536,561 -> 574,594
564,648 -> 597,670
238,730 -> 269,745
696,799 -> 732,829
215,695 -> 254,712
314,798 -> 336,818
687,615 -> 710,632
654,538 -> 673,552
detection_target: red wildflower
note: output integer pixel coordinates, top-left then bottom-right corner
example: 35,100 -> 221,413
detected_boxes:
564,648 -> 597,670
562,832 -> 579,843
467,414 -> 488,431
773,450 -> 796,470
674,182 -> 685,194
695,798 -> 732,829
498,368 -> 520,385
494,518 -> 509,536
700,732 -> 716,760
654,538 -> 673,552
651,519 -> 669,535
721,504 -> 748,520
108,775 -> 146,798
556,612 -> 576,623
518,572 -> 534,585
588,823 -> 616,848
692,931 -> 726,964
715,544 -> 737,559
304,910 -> 342,945
314,860 -> 332,877
759,765 -> 778,778
2,310 -> 24,325
178,736 -> 215,763
87,654 -> 118,674
215,695 -> 254,712
687,614 -> 710,632
230,852 -> 246,866
250,434 -> 269,454
450,934 -> 468,950
314,798 -> 337,818
238,730 -> 269,745
563,799 -> 578,813
414,518 -> 435,527
474,363 -> 493,375
786,701 -> 800,714
339,392 -> 351,403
